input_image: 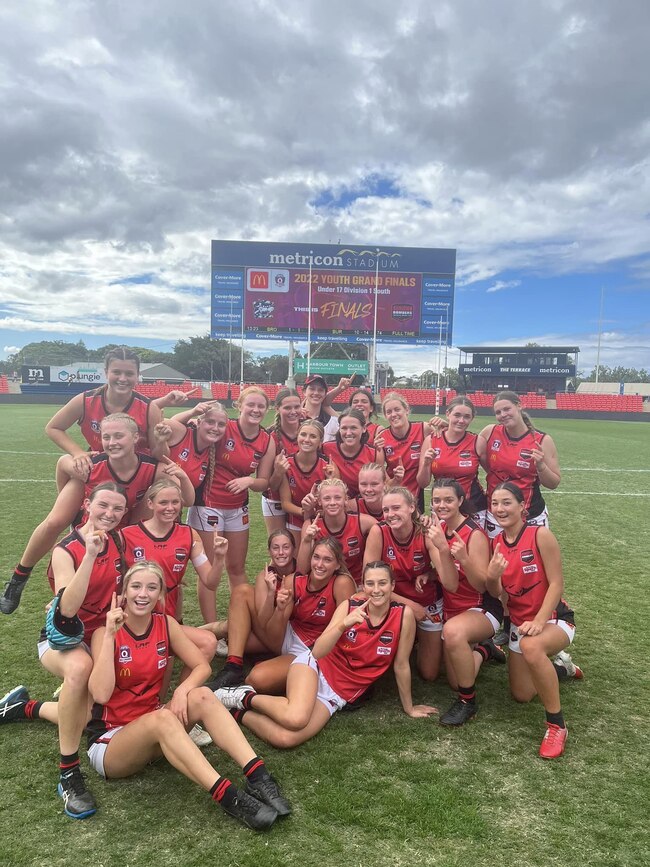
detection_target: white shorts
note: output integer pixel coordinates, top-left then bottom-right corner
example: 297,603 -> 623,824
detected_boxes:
416,598 -> 443,633
87,726 -> 123,778
187,504 -> 250,533
474,510 -> 487,530
261,496 -> 286,519
466,606 -> 501,634
292,650 -> 346,716
508,618 -> 575,654
281,622 -> 310,656
286,516 -> 304,533
484,507 -> 550,539
37,638 -> 90,660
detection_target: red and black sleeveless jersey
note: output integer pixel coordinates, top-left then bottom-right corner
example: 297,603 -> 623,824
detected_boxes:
491,525 -> 557,626
430,431 -> 487,512
284,454 -> 330,510
485,425 -> 547,518
314,513 -> 367,584
357,497 -> 383,521
202,419 -> 271,509
82,454 -> 158,528
90,612 -> 171,730
378,522 -> 438,605
169,425 -> 210,492
380,422 -> 426,498
439,518 -> 486,620
264,427 -> 299,499
78,386 -> 151,454
46,530 -> 123,643
122,522 -> 194,619
290,572 -> 339,647
322,441 -> 377,498
365,421 -> 380,444
318,599 -> 405,702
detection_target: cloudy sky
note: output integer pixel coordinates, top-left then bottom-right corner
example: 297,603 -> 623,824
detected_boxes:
1,0 -> 649,376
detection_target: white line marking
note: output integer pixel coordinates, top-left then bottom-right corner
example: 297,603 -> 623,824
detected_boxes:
545,491 -> 649,497
0,479 -> 55,483
563,467 -> 650,473
0,450 -> 59,455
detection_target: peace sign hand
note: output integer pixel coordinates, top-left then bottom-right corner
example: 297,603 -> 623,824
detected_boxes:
106,592 -> 126,635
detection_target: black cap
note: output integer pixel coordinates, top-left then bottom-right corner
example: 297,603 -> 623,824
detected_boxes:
304,374 -> 328,389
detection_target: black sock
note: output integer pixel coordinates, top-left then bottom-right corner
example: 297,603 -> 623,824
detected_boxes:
225,655 -> 243,670
475,644 -> 490,663
503,615 -> 511,634
24,700 -> 43,720
60,752 -> 80,775
458,685 -> 476,703
545,710 -> 565,728
553,663 -> 568,681
13,564 -> 33,580
210,776 -> 237,807
230,708 -> 246,723
243,757 -> 267,784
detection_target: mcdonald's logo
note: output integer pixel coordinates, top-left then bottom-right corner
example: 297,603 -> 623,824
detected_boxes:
250,270 -> 269,288
119,667 -> 131,677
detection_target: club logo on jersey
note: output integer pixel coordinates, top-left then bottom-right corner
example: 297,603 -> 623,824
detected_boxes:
411,442 -> 421,451
317,597 -> 327,608
225,438 -> 236,451
199,462 -> 208,482
376,646 -> 391,655
492,440 -> 501,451
522,564 -> 539,574
114,559 -> 123,574
118,646 -> 132,664
179,448 -> 190,461
345,628 -> 357,642
413,552 -> 425,563
156,641 -> 167,656
520,550 -> 535,563
386,546 -> 396,560
379,630 -> 394,644
346,536 -> 359,550
520,449 -> 533,460
133,546 -> 146,560
175,548 -> 187,562
459,450 -> 472,459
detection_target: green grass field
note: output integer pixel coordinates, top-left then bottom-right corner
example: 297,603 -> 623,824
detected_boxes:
0,405 -> 648,867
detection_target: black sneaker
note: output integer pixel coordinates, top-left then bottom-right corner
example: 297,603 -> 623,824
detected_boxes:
440,698 -> 477,727
246,773 -> 292,817
0,685 -> 29,723
478,638 -> 507,664
222,789 -> 277,831
492,629 -> 508,646
57,767 -> 98,819
0,574 -> 30,615
207,666 -> 245,691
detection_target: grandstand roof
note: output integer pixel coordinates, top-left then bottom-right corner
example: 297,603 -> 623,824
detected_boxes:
458,345 -> 579,353
140,363 -> 190,381
577,382 -> 650,396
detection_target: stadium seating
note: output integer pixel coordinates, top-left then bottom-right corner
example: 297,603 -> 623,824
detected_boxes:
556,393 -> 643,412
137,380 -> 199,398
0,376 -> 9,394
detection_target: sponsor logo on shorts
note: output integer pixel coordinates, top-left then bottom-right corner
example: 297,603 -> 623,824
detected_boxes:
242,513 -> 249,526
376,646 -> 391,655
207,515 -> 219,527
492,440 -> 501,451
520,549 -> 535,563
118,646 -> 132,664
379,631 -> 394,644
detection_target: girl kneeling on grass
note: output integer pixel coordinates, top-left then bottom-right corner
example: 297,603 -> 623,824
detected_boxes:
214,561 -> 437,747
86,561 -> 291,830
487,482 -> 583,759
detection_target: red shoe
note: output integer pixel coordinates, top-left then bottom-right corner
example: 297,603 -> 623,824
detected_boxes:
539,723 -> 568,759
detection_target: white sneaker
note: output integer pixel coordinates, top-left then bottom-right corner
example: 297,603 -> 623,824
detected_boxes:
188,724 -> 212,747
554,650 -> 583,679
216,638 -> 229,658
214,684 -> 256,710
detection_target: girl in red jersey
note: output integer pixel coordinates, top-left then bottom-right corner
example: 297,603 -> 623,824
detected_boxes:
322,408 -> 384,499
262,388 -> 303,534
2,414 -> 194,615
355,462 -> 388,520
187,387 -> 276,619
298,477 -> 377,587
487,482 -> 582,759
347,388 -> 380,444
277,419 -> 336,547
153,400 -> 229,493
478,390 -> 561,538
363,487 -> 457,681
45,346 -> 188,484
426,479 -> 506,728
213,562 -> 437,747
86,562 -> 290,829
417,397 -> 487,525
375,392 -> 433,509
122,480 -> 222,668
206,529 -> 298,690
1,484 -> 128,819
245,537 -> 356,695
